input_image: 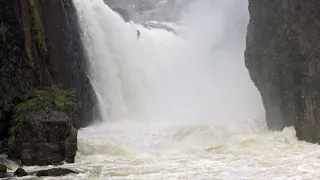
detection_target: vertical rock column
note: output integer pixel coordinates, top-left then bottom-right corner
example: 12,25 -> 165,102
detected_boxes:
245,0 -> 320,143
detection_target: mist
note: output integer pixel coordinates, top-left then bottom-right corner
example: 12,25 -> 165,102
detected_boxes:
134,0 -> 264,127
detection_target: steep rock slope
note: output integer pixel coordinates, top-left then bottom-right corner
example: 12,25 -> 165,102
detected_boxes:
0,0 -> 98,164
245,0 -> 320,143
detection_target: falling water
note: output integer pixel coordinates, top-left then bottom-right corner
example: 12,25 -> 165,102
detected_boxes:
74,0 -> 264,126
20,0 -> 320,179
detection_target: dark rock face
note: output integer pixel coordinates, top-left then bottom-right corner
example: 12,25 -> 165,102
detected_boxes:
8,112 -> 77,166
8,89 -> 77,166
0,164 -> 6,173
0,140 -> 8,155
0,0 -> 97,136
14,167 -> 28,177
36,168 -> 77,177
39,0 -> 99,128
0,0 -> 99,165
245,1 -> 320,143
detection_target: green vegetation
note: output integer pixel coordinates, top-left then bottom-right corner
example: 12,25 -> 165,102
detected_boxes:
13,98 -> 38,112
29,0 -> 48,55
53,90 -> 78,118
12,88 -> 78,127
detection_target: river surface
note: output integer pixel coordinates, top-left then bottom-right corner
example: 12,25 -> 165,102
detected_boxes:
20,121 -> 320,180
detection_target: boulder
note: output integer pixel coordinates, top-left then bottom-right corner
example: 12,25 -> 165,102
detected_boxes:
36,168 -> 77,177
14,167 -> 27,177
0,173 -> 5,178
0,164 -> 6,173
7,88 -> 77,166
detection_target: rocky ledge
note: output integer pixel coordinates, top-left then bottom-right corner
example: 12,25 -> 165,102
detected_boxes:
1,88 -> 78,166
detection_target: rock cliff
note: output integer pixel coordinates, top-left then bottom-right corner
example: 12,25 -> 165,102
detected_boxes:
245,1 -> 320,143
0,0 -> 98,164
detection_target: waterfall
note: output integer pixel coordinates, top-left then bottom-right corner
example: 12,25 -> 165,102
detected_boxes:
73,0 -> 264,127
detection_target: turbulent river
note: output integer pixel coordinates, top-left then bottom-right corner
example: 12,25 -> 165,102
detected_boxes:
19,0 -> 320,179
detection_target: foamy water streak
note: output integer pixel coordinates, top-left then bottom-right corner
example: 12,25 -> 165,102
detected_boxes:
74,0 -> 149,121
21,0 -> 318,179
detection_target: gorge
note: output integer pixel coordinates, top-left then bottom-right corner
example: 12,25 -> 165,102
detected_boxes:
0,0 -> 320,179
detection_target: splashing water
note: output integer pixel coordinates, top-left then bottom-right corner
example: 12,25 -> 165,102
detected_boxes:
75,0 -> 263,126
20,0 -> 320,180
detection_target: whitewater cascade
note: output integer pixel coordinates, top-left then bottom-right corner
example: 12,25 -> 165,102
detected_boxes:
74,0 -> 264,127
22,0 -> 320,179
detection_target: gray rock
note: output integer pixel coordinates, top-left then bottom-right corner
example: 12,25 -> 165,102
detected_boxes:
0,154 -> 7,164
0,172 -> 5,178
245,1 -> 320,143
0,164 -> 6,173
8,109 -> 77,166
36,168 -> 77,177
14,167 -> 27,177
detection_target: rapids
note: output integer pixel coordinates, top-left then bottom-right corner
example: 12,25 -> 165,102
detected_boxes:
17,0 -> 320,179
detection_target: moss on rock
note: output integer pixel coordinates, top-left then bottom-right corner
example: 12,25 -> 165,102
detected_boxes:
28,0 -> 48,55
11,88 -> 78,128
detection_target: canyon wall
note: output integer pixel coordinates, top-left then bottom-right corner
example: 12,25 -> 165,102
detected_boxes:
245,0 -> 320,143
0,0 -> 98,164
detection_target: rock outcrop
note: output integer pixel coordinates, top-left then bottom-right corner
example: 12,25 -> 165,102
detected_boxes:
0,164 -> 6,173
0,0 -> 98,165
0,164 -> 6,178
14,167 -> 28,177
245,1 -> 320,143
36,168 -> 77,177
8,88 -> 77,166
